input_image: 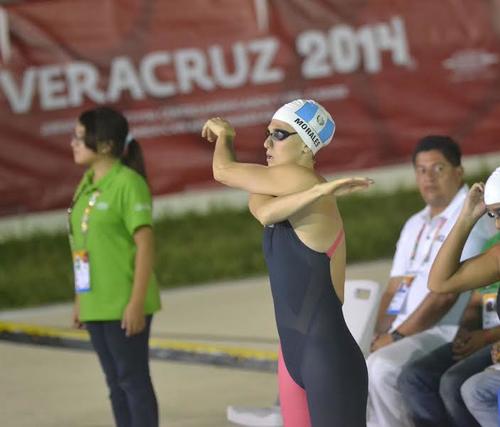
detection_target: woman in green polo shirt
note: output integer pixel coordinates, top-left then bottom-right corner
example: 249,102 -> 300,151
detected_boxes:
68,107 -> 161,427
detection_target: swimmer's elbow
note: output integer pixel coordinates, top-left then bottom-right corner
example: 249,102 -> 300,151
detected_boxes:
213,165 -> 232,187
249,198 -> 273,226
252,207 -> 273,226
428,279 -> 453,294
212,165 -> 226,183
427,279 -> 439,293
213,164 -> 240,187
257,214 -> 273,226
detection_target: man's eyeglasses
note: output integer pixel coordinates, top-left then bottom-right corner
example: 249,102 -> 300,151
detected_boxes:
265,129 -> 298,142
487,209 -> 500,219
415,163 -> 448,177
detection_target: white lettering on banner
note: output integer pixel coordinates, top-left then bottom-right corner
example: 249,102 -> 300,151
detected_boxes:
0,67 -> 36,113
375,18 -> 410,66
298,16 -> 412,78
107,56 -> 145,101
357,25 -> 379,72
140,52 -> 176,97
330,25 -> 360,73
39,65 -> 68,110
0,7 -> 11,64
0,36 -> 284,114
248,38 -> 283,84
66,62 -> 105,105
175,48 -> 216,93
40,84 -> 348,138
209,43 -> 248,89
296,30 -> 331,79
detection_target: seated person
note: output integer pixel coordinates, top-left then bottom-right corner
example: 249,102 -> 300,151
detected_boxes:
428,167 -> 500,427
461,341 -> 500,427
397,231 -> 500,427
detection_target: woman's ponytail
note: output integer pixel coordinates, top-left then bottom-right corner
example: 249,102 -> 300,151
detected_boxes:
122,138 -> 148,181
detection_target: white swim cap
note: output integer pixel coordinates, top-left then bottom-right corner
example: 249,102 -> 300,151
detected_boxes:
484,167 -> 500,205
272,99 -> 335,155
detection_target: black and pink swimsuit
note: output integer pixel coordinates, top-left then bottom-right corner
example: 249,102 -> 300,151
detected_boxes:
264,220 -> 367,426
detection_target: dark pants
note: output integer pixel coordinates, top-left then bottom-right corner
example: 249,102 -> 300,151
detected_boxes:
86,316 -> 158,427
397,342 -> 492,427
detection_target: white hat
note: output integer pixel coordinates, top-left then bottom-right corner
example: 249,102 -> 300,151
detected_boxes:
272,99 -> 335,155
484,167 -> 500,205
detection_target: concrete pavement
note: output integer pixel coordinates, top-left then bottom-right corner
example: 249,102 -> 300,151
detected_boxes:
0,259 -> 391,427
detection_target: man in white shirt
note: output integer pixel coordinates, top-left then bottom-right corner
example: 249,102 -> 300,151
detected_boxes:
367,135 -> 495,427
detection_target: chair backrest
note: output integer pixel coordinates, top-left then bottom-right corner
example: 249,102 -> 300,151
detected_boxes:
342,279 -> 382,356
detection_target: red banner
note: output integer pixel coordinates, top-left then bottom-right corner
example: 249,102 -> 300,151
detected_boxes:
1,0 -> 500,216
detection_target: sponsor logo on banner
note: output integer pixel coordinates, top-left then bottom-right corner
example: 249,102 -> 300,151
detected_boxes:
443,49 -> 499,82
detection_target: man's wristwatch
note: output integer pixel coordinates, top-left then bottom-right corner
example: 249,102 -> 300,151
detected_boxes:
390,329 -> 406,342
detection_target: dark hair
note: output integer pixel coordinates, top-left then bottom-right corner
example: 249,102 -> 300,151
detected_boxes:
78,107 -> 147,180
412,135 -> 461,167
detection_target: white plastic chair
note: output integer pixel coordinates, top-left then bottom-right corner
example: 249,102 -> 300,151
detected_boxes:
342,279 -> 382,356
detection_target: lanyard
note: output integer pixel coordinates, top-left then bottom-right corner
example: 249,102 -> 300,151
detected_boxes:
67,189 -> 101,247
409,217 -> 447,266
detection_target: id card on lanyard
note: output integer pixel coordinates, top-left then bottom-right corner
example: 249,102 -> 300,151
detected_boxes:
386,217 -> 447,316
68,190 -> 100,294
73,250 -> 91,292
387,275 -> 415,315
482,293 -> 500,329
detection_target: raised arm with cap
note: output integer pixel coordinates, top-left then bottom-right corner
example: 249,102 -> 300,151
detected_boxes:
201,100 -> 338,197
202,118 -> 320,196
428,182 -> 500,294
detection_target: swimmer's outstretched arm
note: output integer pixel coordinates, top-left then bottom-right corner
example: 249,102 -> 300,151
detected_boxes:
429,183 -> 500,293
249,178 -> 373,225
202,117 -> 318,195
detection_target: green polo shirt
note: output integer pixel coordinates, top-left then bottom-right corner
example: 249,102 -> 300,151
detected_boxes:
69,161 -> 161,321
478,232 -> 500,294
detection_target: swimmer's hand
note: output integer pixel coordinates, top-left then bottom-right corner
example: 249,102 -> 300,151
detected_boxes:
315,177 -> 374,197
202,117 -> 236,143
458,182 -> 487,225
